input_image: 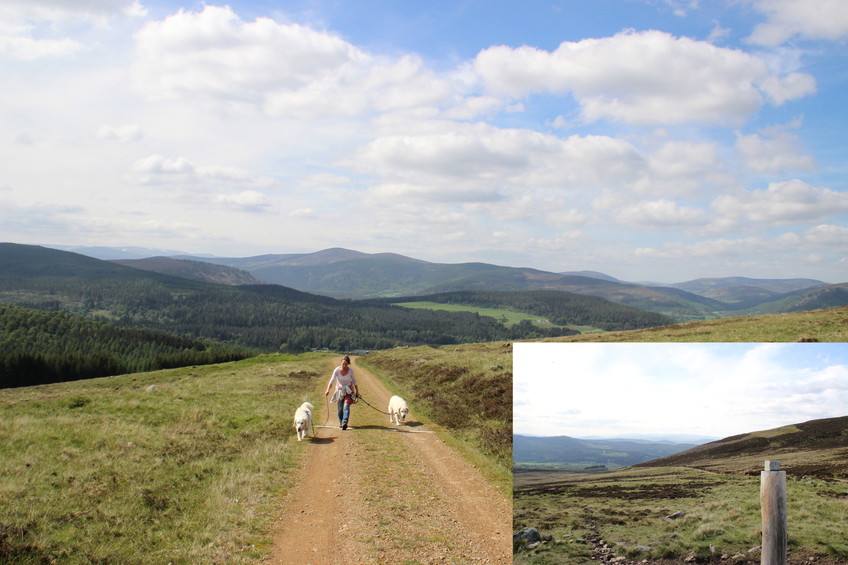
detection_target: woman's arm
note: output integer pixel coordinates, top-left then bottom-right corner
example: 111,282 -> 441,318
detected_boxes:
324,368 -> 338,396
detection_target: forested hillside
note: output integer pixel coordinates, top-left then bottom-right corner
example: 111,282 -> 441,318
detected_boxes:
0,244 -> 577,356
113,257 -> 263,285
0,304 -> 253,388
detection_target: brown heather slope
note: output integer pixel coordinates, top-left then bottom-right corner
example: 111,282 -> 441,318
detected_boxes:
634,415 -> 848,478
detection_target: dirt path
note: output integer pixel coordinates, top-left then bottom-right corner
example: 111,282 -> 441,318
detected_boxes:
267,359 -> 511,564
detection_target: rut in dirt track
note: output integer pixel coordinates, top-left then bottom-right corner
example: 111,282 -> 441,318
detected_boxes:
267,360 -> 511,565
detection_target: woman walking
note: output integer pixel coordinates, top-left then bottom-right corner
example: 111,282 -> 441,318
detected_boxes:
324,356 -> 359,430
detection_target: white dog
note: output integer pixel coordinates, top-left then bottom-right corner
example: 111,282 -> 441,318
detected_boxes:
294,402 -> 314,441
388,395 -> 409,425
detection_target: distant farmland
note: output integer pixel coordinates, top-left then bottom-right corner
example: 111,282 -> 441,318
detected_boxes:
394,300 -> 601,333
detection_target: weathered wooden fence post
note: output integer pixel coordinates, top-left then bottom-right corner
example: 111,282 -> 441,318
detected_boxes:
760,460 -> 787,565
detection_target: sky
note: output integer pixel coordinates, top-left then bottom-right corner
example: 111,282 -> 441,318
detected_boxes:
1,0 -> 848,283
513,341 -> 848,439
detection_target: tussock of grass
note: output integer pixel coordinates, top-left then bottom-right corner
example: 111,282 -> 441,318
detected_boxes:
0,353 -> 334,563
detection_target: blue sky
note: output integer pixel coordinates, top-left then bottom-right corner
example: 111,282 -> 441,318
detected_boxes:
513,342 -> 848,438
1,0 -> 847,282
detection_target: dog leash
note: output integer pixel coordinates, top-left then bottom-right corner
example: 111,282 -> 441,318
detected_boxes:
355,393 -> 392,415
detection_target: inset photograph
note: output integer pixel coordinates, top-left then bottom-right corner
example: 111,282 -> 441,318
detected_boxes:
513,342 -> 848,564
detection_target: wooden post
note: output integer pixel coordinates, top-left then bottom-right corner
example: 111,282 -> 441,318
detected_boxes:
760,460 -> 787,565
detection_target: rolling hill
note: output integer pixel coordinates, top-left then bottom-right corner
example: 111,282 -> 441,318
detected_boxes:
735,282 -> 848,315
669,276 -> 825,297
1,243 -> 667,359
181,249 -> 731,319
41,244 -> 846,322
174,248 -> 840,321
634,415 -> 848,478
513,434 -> 700,471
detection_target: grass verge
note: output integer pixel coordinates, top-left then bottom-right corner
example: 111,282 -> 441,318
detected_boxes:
358,342 -> 512,497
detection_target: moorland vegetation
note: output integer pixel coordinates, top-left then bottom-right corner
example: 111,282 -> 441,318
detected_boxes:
514,417 -> 848,564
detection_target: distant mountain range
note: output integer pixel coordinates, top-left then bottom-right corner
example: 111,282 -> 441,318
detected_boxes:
0,243 -> 668,357
513,434 -> 703,471
515,416 -> 848,478
43,244 -> 846,322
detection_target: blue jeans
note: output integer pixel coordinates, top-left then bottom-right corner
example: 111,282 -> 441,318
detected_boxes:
337,399 -> 351,424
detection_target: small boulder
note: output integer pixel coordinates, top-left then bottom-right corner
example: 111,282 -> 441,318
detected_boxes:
513,527 -> 543,553
514,527 -> 542,544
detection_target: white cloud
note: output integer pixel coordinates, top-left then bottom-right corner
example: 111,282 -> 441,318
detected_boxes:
212,190 -> 270,212
635,224 -> 848,270
736,122 -> 817,174
129,154 -> 195,183
0,199 -> 202,243
97,124 -> 144,142
712,180 -> 848,225
1,0 -> 145,22
348,125 -> 646,206
747,0 -> 848,46
289,208 -> 317,219
635,237 -> 758,259
127,154 -> 275,190
132,6 -> 366,102
614,199 -> 706,229
803,224 -> 848,247
638,140 -> 729,195
0,0 -> 145,60
0,35 -> 83,60
473,30 -> 815,126
131,5 -> 460,119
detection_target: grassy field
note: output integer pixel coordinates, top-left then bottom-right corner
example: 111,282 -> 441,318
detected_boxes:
538,305 -> 848,342
514,466 -> 848,564
0,353 -> 336,563
393,301 -> 602,333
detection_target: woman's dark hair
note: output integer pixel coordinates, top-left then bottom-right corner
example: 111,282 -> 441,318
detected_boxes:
342,355 -> 351,364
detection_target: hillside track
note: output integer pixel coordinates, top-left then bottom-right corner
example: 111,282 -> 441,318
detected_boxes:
267,359 -> 511,564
